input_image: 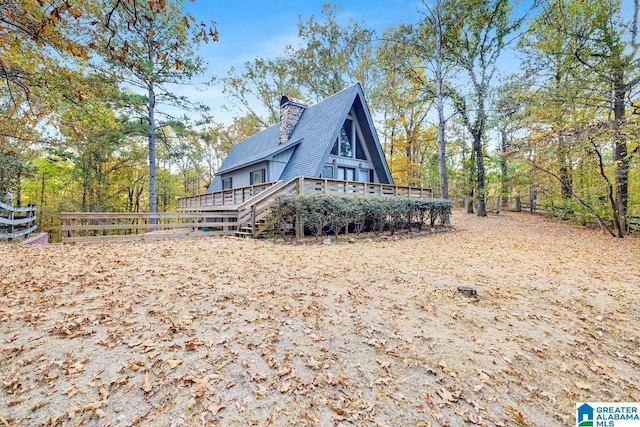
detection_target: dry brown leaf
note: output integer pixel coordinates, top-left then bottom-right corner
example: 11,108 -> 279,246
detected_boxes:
507,406 -> 532,427
206,400 -> 227,416
279,380 -> 291,393
253,385 -> 267,398
329,404 -> 349,417
81,401 -> 102,412
141,372 -> 152,392
167,359 -> 182,369
99,386 -> 109,402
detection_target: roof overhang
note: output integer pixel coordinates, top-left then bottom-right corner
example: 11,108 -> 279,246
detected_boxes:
216,138 -> 303,175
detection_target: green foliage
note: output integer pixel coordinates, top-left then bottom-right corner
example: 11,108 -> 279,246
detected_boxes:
271,194 -> 453,239
92,0 -> 214,213
222,5 -> 373,126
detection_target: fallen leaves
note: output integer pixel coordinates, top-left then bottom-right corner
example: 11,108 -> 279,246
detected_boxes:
0,212 -> 639,425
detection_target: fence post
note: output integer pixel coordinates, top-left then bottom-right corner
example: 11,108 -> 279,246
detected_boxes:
515,195 -> 521,212
529,188 -> 536,214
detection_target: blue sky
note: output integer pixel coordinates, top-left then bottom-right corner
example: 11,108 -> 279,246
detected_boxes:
179,1 -> 424,122
177,0 -> 636,125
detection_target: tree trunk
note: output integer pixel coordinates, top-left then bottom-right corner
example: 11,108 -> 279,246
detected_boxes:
473,132 -> 487,217
467,148 -> 475,214
612,71 -> 628,236
148,83 -> 157,219
434,0 -> 448,202
557,134 -> 573,200
499,128 -> 509,208
16,169 -> 22,207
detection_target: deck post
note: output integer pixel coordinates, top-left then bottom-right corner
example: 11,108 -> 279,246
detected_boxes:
251,205 -> 256,238
295,177 -> 303,237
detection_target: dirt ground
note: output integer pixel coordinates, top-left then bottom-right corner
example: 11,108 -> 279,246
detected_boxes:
1,210 -> 639,427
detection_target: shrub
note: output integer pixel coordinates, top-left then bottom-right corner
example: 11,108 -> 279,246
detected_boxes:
269,194 -> 453,238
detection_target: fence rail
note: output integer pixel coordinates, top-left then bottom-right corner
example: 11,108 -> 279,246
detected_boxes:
0,200 -> 37,240
61,212 -> 237,243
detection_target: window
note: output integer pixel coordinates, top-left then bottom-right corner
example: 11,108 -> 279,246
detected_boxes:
355,136 -> 367,160
222,177 -> 232,190
338,166 -> 355,181
339,120 -> 353,157
359,169 -> 373,183
250,168 -> 266,185
321,164 -> 334,179
331,119 -> 354,158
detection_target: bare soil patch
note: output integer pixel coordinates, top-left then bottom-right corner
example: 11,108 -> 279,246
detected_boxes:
1,210 -> 639,426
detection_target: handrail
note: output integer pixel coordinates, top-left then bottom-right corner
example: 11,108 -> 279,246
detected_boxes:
0,215 -> 36,226
0,201 -> 36,213
177,182 -> 277,210
235,180 -> 288,211
236,178 -> 301,237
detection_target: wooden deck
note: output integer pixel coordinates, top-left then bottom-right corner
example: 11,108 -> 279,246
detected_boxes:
60,178 -> 433,243
178,177 -> 433,238
177,177 -> 433,211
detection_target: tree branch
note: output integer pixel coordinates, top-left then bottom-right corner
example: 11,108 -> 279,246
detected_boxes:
529,160 -> 616,237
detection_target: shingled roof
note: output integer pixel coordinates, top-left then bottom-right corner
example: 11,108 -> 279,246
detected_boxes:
208,83 -> 392,192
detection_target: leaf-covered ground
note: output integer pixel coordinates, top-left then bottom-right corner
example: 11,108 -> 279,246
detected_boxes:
1,210 -> 639,426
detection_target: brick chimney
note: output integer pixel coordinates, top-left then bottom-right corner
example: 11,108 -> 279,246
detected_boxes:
279,95 -> 307,144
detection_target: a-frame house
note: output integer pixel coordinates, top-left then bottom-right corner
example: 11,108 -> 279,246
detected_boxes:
177,83 -> 433,237
208,83 -> 393,192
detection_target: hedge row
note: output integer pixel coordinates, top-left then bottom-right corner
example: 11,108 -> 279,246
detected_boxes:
269,194 -> 453,238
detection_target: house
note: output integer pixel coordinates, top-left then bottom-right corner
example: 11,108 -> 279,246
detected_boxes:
177,83 -> 435,237
207,83 -> 394,192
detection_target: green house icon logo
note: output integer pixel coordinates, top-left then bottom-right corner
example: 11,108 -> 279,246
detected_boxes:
577,403 -> 594,426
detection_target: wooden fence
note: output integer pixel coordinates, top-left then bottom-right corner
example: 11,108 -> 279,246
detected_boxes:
61,212 -> 237,243
0,200 -> 37,241
483,196 -> 640,234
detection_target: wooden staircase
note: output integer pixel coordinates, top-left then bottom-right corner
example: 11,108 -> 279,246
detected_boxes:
176,179 -> 299,239
234,220 -> 268,239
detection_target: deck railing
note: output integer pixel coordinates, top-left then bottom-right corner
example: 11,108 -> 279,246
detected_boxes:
177,177 -> 433,211
0,200 -> 37,241
177,182 -> 275,211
